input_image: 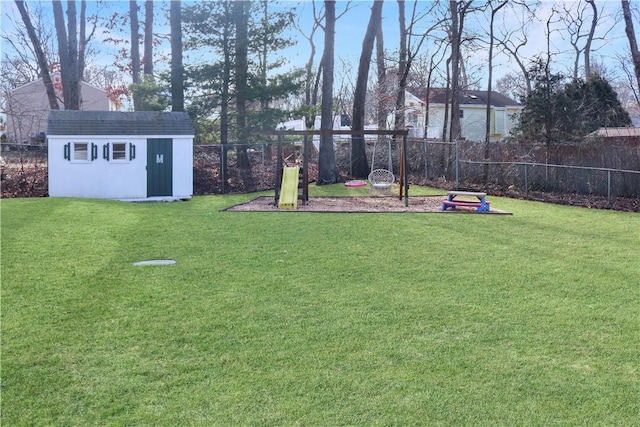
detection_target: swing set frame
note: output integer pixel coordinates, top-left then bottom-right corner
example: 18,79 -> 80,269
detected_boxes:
251,129 -> 410,207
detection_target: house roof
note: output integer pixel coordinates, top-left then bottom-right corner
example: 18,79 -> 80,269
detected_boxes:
407,87 -> 521,107
47,111 -> 194,136
12,73 -> 107,94
588,127 -> 640,138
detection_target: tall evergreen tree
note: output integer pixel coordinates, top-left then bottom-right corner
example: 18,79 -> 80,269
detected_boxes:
513,61 -> 631,143
564,74 -> 632,135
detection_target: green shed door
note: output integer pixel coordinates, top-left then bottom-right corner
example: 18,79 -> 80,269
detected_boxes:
147,138 -> 173,197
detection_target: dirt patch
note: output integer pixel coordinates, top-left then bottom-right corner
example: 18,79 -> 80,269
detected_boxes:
224,195 -> 511,214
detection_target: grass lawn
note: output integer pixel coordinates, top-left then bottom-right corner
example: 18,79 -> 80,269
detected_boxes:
1,186 -> 639,425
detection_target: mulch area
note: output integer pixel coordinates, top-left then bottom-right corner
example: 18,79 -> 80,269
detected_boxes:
223,195 -> 512,214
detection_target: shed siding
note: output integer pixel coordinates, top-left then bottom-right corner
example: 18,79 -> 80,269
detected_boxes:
49,136 -> 147,199
48,135 -> 193,200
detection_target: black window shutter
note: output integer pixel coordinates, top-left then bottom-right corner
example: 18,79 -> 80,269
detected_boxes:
64,142 -> 71,160
129,143 -> 136,160
103,144 -> 109,161
91,143 -> 98,161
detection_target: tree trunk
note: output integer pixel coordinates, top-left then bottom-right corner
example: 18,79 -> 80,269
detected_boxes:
130,1 -> 141,111
170,0 -> 184,112
449,1 -> 461,142
234,0 -> 250,169
318,0 -> 340,185
220,2 -> 232,193
52,1 -> 69,105
485,1 -> 507,146
376,11 -> 386,131
485,1 -> 508,183
394,0 -> 406,133
143,0 -> 153,77
584,0 -> 597,77
65,0 -> 80,109
15,1 -> 59,110
621,0 -> 640,102
51,0 -> 80,110
78,0 -> 87,83
351,1 -> 383,179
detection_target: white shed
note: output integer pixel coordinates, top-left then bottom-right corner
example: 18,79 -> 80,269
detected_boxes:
47,110 -> 194,200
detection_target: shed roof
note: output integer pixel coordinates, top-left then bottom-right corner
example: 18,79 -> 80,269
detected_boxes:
588,127 -> 640,138
47,111 -> 194,136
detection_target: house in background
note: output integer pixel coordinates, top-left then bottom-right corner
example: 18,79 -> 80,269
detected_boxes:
402,88 -> 523,142
47,111 -> 194,200
5,73 -> 116,145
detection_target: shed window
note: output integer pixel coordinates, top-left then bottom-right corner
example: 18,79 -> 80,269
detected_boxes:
103,142 -> 136,162
74,143 -> 88,161
64,142 -> 95,162
112,143 -> 127,160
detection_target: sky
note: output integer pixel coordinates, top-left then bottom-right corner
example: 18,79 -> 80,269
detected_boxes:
1,0 -> 637,95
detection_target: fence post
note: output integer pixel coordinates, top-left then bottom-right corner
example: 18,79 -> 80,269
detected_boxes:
607,170 -> 611,207
275,135 -> 283,205
221,144 -> 227,193
524,163 -> 528,199
260,143 -> 265,190
455,139 -> 460,190
424,139 -> 428,183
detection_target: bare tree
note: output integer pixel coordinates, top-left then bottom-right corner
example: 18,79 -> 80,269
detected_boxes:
170,0 -> 183,112
621,0 -> 640,105
394,1 -> 444,136
3,2 -> 58,86
495,2 -> 539,96
130,0 -> 141,110
395,0 -> 407,133
351,1 -> 384,178
295,1 -> 323,112
484,0 -> 508,148
143,0 -> 153,77
51,1 -> 72,108
375,9 -> 387,131
584,0 -> 597,77
295,1 -> 354,127
560,0 -> 612,79
318,0 -> 341,184
14,1 -> 58,110
234,0 -> 250,169
51,0 -> 93,110
448,0 -> 462,142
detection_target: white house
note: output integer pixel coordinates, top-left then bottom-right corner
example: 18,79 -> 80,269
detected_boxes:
6,73 -> 116,145
404,88 -> 523,142
47,111 -> 193,200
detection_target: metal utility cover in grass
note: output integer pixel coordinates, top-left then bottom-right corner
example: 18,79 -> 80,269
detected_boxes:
133,259 -> 176,266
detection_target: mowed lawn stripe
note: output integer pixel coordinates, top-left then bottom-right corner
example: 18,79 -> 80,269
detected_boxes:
2,189 -> 638,425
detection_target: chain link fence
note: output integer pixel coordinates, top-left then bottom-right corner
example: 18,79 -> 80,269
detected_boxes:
2,138 -> 639,210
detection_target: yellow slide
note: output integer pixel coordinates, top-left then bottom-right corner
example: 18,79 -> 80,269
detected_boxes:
278,166 -> 300,209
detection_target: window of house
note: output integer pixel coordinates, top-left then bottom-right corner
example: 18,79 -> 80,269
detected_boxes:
459,110 -> 464,119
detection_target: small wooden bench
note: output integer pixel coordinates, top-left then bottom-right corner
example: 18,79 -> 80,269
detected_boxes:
442,191 -> 490,213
